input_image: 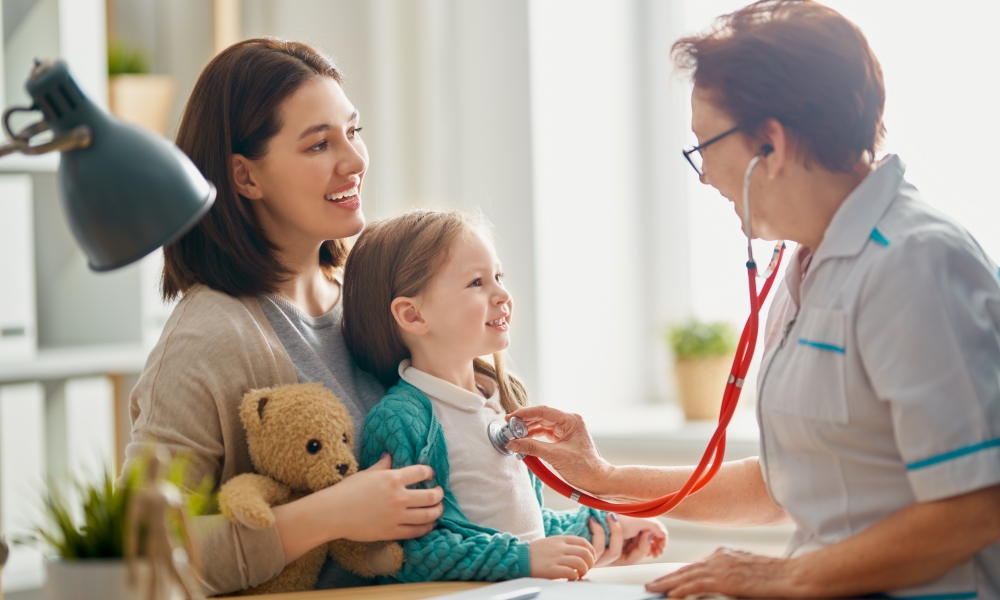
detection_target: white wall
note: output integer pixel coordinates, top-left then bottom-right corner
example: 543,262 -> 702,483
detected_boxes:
529,1 -> 644,414
529,0 -> 697,417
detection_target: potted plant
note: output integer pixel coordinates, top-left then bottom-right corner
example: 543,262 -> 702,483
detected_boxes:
18,454 -> 210,600
666,319 -> 738,420
107,43 -> 177,136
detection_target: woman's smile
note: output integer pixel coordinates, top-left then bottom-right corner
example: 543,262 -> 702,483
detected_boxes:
325,180 -> 361,210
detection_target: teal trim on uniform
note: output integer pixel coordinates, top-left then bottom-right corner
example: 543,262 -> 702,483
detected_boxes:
876,592 -> 977,600
906,438 -> 1000,471
870,227 -> 890,247
797,339 -> 846,354
996,266 -> 1000,280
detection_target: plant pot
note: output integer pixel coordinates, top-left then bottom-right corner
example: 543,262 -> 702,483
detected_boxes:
673,354 -> 735,420
45,558 -> 181,600
108,74 -> 177,136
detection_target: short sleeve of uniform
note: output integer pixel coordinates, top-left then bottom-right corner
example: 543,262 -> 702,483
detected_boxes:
857,230 -> 1000,502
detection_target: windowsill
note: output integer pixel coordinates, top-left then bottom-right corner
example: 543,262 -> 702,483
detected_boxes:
586,403 -> 761,465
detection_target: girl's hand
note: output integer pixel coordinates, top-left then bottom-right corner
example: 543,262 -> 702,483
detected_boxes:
618,515 -> 667,562
589,514 -> 668,566
529,536 -> 597,580
588,514 -> 624,567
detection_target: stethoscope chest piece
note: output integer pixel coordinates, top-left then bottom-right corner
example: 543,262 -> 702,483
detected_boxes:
488,416 -> 528,458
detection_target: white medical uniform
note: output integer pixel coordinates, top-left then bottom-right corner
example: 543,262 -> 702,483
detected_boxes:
758,155 -> 1000,599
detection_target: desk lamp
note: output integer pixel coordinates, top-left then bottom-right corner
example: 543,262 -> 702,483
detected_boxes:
0,60 -> 215,271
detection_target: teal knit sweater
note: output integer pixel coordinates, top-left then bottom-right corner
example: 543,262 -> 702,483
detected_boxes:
360,381 -> 609,583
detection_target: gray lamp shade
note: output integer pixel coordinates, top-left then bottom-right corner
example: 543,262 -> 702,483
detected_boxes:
25,61 -> 215,271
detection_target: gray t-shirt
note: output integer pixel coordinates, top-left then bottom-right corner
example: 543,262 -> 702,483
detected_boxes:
258,293 -> 386,590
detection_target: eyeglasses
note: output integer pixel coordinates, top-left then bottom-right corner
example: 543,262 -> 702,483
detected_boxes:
682,125 -> 740,177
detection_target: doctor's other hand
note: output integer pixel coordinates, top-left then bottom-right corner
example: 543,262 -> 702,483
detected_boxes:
589,514 -> 668,567
645,547 -> 792,598
529,535 -> 597,580
506,406 -> 614,496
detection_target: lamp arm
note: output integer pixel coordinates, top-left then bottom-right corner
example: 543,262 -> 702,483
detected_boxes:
0,125 -> 91,157
0,102 -> 91,157
0,141 -> 23,158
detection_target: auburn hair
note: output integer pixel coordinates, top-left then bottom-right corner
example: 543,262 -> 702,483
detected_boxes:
161,38 -> 348,301
673,0 -> 885,173
342,210 -> 528,414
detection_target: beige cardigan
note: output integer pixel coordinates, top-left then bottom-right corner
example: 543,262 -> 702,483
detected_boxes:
124,284 -> 299,595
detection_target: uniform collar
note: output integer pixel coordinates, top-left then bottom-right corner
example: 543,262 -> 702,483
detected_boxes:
811,154 -> 905,264
398,359 -> 498,412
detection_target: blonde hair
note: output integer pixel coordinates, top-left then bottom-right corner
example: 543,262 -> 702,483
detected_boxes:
342,210 -> 528,413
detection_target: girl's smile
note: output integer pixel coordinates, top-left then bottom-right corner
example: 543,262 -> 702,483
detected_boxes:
487,315 -> 509,332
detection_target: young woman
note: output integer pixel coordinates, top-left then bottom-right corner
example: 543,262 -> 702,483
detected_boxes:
122,39 -> 445,595
342,210 -> 667,582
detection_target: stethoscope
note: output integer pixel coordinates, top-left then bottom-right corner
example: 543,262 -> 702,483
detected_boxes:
489,148 -> 786,517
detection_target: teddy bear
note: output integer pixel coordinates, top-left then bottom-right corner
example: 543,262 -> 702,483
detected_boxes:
218,382 -> 404,595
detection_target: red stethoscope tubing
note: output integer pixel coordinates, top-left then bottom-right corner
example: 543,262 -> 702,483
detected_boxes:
522,245 -> 785,517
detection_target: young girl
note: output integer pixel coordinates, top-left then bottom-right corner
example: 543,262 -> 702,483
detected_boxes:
342,210 -> 667,582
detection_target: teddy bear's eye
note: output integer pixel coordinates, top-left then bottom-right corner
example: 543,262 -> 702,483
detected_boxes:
342,433 -> 348,444
306,439 -> 322,454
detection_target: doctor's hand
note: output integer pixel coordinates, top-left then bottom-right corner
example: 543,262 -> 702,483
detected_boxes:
529,535 -> 597,580
645,547 -> 793,598
589,514 -> 668,567
506,406 -> 615,496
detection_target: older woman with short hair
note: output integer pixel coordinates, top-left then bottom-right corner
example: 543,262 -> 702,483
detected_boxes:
509,1 -> 1000,597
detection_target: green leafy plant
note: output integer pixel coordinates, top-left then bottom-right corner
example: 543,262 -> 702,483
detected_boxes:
108,42 -> 150,76
30,466 -> 135,559
19,455 -> 213,560
666,319 -> 738,360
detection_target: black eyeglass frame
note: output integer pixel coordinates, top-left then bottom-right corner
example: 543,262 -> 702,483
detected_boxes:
682,125 -> 740,177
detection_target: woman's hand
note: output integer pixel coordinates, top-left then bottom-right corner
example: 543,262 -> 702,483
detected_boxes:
330,453 -> 444,541
645,548 -> 796,598
588,514 -> 668,567
273,454 -> 443,564
529,536 -> 597,580
506,406 -> 615,495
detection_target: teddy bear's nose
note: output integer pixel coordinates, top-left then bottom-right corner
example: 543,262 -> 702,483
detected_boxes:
337,463 -> 349,476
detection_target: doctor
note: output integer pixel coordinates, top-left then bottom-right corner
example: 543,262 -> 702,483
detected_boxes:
508,1 -> 1000,598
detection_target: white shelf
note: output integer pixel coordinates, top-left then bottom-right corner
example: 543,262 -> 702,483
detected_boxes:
0,343 -> 148,383
0,152 -> 59,172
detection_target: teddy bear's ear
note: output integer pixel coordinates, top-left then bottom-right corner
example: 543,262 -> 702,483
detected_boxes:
240,389 -> 271,433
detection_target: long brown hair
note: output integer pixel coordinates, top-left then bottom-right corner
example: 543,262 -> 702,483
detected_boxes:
162,38 -> 349,301
673,0 -> 884,173
342,210 -> 528,414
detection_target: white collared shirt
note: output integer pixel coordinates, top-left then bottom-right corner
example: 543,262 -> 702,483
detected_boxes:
398,360 -> 545,542
758,155 -> 1000,599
